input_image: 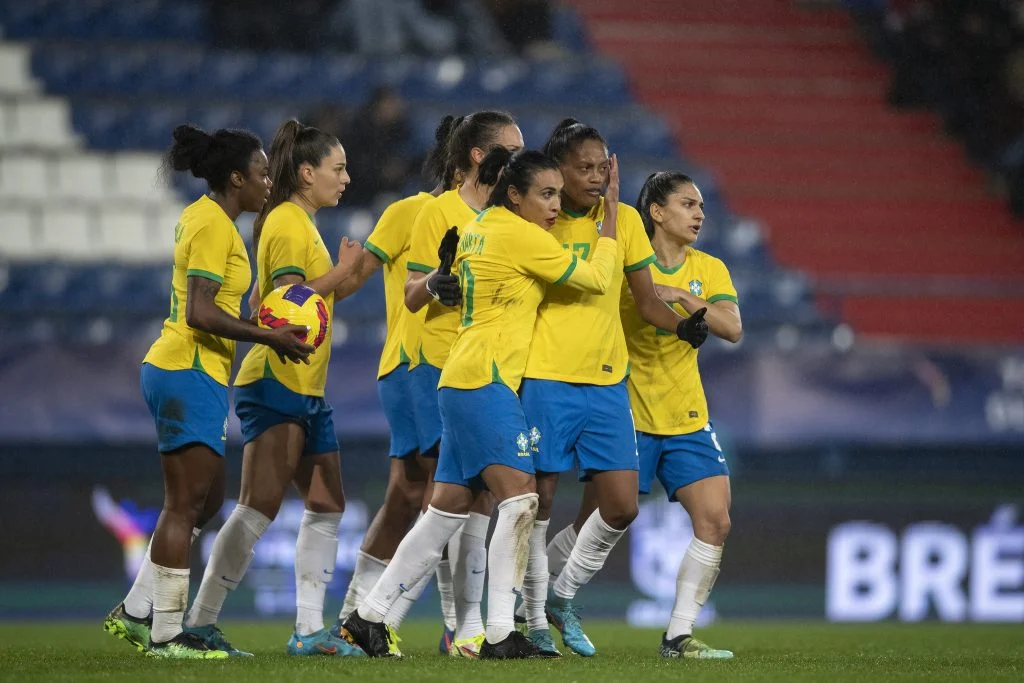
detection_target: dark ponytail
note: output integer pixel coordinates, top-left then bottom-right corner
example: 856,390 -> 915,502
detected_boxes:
422,114 -> 464,190
447,110 -> 517,178
254,119 -> 339,249
480,148 -> 560,211
166,124 -> 262,195
542,118 -> 606,163
635,171 -> 695,238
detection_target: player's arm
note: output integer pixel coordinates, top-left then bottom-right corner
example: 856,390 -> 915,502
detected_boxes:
626,267 -> 685,332
654,285 -> 742,343
333,247 -> 383,301
406,226 -> 461,310
302,237 -> 364,299
185,275 -> 313,363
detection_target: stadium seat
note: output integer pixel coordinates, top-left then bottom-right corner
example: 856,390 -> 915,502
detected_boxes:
39,205 -> 97,261
110,153 -> 174,201
9,98 -> 78,149
54,154 -> 110,202
0,102 -> 9,149
0,43 -> 39,96
97,205 -> 153,262
152,203 -> 184,260
0,153 -> 49,201
0,206 -> 37,260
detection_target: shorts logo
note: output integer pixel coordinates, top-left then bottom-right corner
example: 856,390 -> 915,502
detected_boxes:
528,427 -> 541,453
221,417 -> 228,441
516,432 -> 530,457
689,411 -> 699,418
689,279 -> 704,297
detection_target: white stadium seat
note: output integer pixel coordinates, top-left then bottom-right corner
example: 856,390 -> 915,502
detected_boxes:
0,153 -> 49,201
0,43 -> 39,96
97,205 -> 152,261
54,154 -> 110,202
9,98 -> 78,149
39,205 -> 98,261
111,153 -> 174,202
0,205 -> 38,260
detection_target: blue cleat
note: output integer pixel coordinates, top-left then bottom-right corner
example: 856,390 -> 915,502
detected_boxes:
527,628 -> 562,658
184,623 -> 253,657
438,625 -> 455,655
546,595 -> 596,657
289,627 -> 367,657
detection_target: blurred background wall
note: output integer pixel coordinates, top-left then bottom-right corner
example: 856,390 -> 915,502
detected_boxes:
0,0 -> 1021,624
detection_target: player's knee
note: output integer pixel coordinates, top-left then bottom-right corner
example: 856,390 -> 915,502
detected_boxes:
387,476 -> 425,514
694,510 -> 731,546
306,494 -> 345,515
241,493 -> 283,521
602,501 -> 638,530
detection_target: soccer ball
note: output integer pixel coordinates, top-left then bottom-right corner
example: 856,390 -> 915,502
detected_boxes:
257,283 -> 329,349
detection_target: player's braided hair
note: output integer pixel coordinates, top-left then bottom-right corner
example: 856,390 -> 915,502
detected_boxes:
254,119 -> 339,250
635,171 -> 696,238
479,147 -> 560,212
447,110 -> 517,178
542,118 -> 606,163
166,124 -> 262,195
422,114 -> 464,190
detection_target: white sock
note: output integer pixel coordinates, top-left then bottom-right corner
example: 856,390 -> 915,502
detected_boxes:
357,506 -> 467,623
436,559 -> 456,631
523,519 -> 550,631
453,512 -> 488,640
294,510 -> 342,636
547,522 -> 578,582
667,538 -> 723,640
185,505 -> 270,628
484,493 -> 538,644
151,563 -> 190,643
384,567 -> 432,628
552,510 -> 625,600
340,551 -> 388,621
123,527 -> 200,620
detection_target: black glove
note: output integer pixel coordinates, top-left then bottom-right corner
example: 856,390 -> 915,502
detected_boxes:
438,226 -> 459,276
426,272 -> 462,307
676,307 -> 709,349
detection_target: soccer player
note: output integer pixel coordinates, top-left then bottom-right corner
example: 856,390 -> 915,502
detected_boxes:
625,171 -> 739,659
342,146 -> 620,659
103,124 -> 313,659
181,119 -> 365,657
333,115 -> 463,644
517,120 -> 708,657
399,111 -> 524,658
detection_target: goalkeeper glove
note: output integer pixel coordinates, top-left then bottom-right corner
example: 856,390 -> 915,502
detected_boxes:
676,307 -> 709,349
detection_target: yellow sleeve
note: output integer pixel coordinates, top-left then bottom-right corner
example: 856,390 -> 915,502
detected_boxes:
364,200 -> 408,265
620,205 -> 657,273
407,203 -> 447,274
706,257 -> 739,305
515,228 -> 618,294
260,219 -> 308,285
185,222 -> 232,284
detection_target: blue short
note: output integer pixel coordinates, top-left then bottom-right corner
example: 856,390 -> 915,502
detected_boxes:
637,423 -> 730,500
434,383 -> 536,489
234,378 -> 339,455
378,365 -> 419,458
519,378 -> 639,478
140,363 -> 228,456
408,363 -> 443,454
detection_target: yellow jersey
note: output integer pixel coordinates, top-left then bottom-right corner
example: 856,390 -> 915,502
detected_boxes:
524,199 -> 656,385
440,206 -> 618,393
364,192 -> 432,378
234,202 -> 335,397
620,248 -> 738,435
143,195 -> 251,386
406,188 -> 481,369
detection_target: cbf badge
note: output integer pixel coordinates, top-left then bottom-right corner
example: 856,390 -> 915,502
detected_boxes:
689,279 -> 703,297
595,220 -> 603,234
528,427 -> 541,452
516,432 -> 530,457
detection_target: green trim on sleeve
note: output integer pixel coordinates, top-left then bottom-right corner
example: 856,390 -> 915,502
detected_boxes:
270,266 -> 306,281
707,293 -> 739,305
553,254 -> 579,285
186,269 -> 224,284
623,253 -> 657,273
407,261 -> 434,274
364,240 -> 391,265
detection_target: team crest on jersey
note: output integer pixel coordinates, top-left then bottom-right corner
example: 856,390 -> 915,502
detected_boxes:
689,279 -> 703,297
528,427 -> 541,452
595,220 -> 603,234
516,432 -> 530,456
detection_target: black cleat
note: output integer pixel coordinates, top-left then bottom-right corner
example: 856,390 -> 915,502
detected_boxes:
479,630 -> 543,660
338,613 -> 401,658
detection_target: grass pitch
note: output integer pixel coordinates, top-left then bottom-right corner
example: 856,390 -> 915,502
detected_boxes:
1,620 -> 1021,682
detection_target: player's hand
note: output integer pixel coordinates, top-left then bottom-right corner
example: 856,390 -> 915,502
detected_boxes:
676,307 -> 709,349
246,281 -> 261,321
337,236 -> 363,271
265,324 -> 316,364
605,153 -> 620,206
654,284 -> 685,304
426,271 -> 462,307
437,226 -> 459,275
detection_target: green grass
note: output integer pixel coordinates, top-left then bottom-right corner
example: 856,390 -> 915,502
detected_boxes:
2,620 -> 1022,682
